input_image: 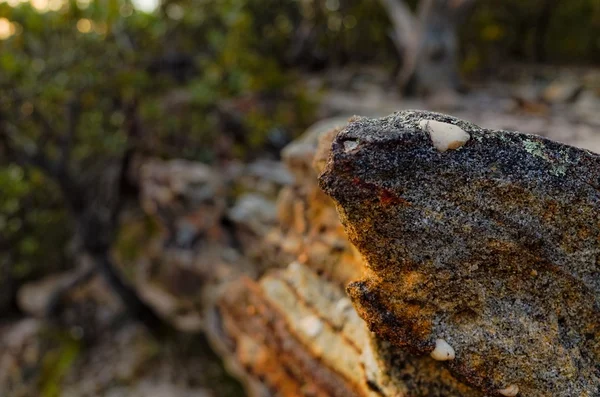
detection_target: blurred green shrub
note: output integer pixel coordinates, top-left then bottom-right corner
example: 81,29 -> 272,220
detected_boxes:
0,0 -> 320,306
0,164 -> 70,314
0,0 -> 598,315
463,0 -> 600,73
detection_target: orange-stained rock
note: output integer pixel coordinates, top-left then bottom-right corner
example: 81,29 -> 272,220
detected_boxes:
319,110 -> 600,396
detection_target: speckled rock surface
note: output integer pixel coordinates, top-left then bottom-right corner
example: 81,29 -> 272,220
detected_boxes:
319,110 -> 600,396
212,119 -> 485,396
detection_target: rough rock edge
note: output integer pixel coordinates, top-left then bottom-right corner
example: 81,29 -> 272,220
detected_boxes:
319,110 -> 600,396
215,262 -> 483,397
213,118 -> 483,396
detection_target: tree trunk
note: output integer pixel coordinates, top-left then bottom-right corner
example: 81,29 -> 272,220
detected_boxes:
381,0 -> 476,95
92,249 -> 171,338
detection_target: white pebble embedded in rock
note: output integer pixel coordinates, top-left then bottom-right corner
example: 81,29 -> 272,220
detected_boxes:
419,119 -> 470,152
300,315 -> 323,338
343,139 -> 359,152
430,338 -> 455,361
498,384 -> 519,396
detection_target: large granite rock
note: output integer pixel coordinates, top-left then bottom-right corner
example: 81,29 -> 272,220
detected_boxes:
211,117 -> 486,396
319,110 -> 600,396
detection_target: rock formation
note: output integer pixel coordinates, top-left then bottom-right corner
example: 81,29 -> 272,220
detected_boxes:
319,110 -> 600,396
6,110 -> 599,396
211,116 -> 485,396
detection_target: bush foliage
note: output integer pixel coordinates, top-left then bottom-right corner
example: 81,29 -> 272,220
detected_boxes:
1,0 -> 598,311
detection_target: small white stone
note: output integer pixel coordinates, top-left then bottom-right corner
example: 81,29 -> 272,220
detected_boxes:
498,384 -> 519,396
300,315 -> 323,337
334,297 -> 353,314
430,338 -> 455,361
419,119 -> 470,152
343,140 -> 359,152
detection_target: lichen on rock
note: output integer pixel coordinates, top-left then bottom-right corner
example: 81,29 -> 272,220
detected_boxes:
318,110 -> 600,396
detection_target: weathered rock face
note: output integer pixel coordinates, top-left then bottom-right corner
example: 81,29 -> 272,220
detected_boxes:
211,117 -> 487,397
214,262 -> 483,397
319,110 -> 600,396
216,263 -> 375,397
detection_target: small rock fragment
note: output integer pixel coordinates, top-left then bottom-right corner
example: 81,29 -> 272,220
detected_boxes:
430,339 -> 455,361
343,139 -> 359,152
498,384 -> 519,396
300,315 -> 324,337
419,119 -> 470,152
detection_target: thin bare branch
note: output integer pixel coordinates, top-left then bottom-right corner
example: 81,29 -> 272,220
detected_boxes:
379,0 -> 437,88
378,0 -> 417,57
396,0 -> 434,86
112,99 -> 140,220
60,95 -> 82,171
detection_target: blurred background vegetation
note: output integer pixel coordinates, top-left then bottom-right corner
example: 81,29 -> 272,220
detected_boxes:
1,0 -> 599,325
0,0 -> 598,394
